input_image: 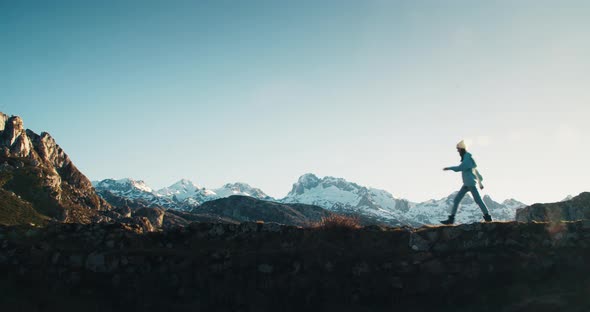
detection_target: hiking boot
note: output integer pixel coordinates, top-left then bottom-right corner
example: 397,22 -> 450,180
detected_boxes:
483,214 -> 493,222
441,215 -> 455,225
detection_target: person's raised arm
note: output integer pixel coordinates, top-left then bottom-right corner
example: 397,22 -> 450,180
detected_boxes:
443,154 -> 475,172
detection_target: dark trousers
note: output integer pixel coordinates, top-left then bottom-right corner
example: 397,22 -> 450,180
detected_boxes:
451,185 -> 490,216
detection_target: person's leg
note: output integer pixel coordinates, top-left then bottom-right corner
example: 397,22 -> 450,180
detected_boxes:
450,185 -> 469,216
469,186 -> 491,216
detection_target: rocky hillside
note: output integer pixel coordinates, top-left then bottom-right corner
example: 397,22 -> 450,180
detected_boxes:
1,220 -> 590,311
0,112 -> 110,224
191,195 -> 334,227
516,192 -> 590,222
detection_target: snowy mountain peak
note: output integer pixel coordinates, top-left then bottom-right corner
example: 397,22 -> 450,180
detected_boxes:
156,179 -> 204,201
173,179 -> 201,189
291,173 -> 321,194
215,182 -> 273,200
502,198 -> 526,207
222,182 -> 251,189
289,173 -> 367,196
93,178 -> 153,193
298,173 -> 319,183
282,174 -> 414,226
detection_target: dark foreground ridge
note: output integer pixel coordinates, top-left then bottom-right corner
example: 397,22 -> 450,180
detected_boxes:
1,221 -> 590,312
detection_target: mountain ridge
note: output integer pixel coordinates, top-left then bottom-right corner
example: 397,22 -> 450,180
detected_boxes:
95,173 -> 526,226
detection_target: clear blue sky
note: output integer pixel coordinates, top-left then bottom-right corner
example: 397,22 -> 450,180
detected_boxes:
2,0 -> 589,204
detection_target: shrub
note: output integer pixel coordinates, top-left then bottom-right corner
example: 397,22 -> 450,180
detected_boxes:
313,214 -> 362,230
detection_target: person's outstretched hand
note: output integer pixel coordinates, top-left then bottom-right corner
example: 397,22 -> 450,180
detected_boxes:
443,167 -> 450,171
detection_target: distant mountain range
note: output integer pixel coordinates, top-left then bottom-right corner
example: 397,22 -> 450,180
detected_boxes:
93,178 -> 273,211
93,173 -> 526,226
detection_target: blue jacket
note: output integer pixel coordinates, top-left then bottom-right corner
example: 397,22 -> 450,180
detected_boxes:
448,152 -> 483,187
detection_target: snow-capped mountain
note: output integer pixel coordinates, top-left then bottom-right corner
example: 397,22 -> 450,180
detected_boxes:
93,178 -> 187,209
93,178 -> 153,196
93,178 -> 274,211
280,173 -> 525,226
280,174 -> 414,226
155,179 -> 217,205
213,183 -> 274,200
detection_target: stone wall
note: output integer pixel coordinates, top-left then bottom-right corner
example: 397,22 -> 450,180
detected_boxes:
1,221 -> 590,311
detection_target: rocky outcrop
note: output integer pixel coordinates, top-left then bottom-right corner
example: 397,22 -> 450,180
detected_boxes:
134,207 -> 165,228
0,112 -> 110,224
1,221 -> 590,311
1,116 -> 33,158
0,112 -> 7,131
516,192 -> 590,222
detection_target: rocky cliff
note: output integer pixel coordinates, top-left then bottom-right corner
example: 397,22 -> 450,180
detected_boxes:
0,112 -> 110,224
1,221 -> 590,311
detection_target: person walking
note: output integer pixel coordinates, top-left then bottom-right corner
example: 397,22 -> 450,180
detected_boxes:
441,140 -> 492,225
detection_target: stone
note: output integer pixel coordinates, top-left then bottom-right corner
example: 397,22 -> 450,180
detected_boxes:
112,274 -> 121,287
391,276 -> 403,289
352,262 -> 370,276
505,239 -> 521,247
261,222 -> 282,233
240,222 -> 260,233
442,227 -> 462,240
292,262 -> 301,274
208,224 -> 226,236
25,229 -> 38,237
364,225 -> 385,232
69,255 -> 84,268
432,243 -> 450,252
409,233 -> 431,251
107,257 -> 120,272
421,259 -> 445,274
258,264 -> 273,274
85,252 -> 106,272
69,272 -> 81,285
51,252 -> 60,265
425,230 -> 439,241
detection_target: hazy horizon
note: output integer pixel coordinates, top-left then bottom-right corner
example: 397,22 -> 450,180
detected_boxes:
2,1 -> 589,204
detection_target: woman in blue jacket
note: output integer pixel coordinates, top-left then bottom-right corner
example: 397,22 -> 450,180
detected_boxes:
441,140 -> 493,225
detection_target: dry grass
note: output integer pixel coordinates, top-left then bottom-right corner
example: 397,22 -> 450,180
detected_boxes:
311,214 -> 362,230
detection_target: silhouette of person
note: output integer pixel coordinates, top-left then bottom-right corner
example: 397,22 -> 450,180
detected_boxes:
441,140 -> 492,225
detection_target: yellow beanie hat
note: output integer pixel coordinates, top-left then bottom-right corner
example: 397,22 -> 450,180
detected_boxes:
456,140 -> 467,150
